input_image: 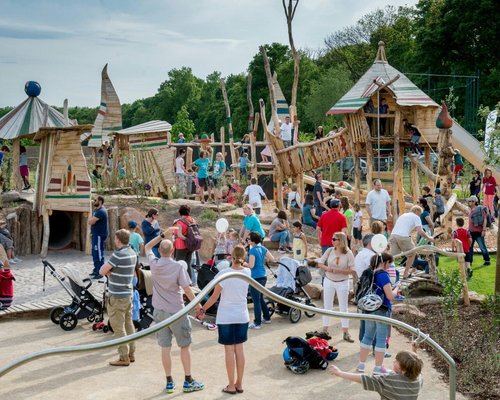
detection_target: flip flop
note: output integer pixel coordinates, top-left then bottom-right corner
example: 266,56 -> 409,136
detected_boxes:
236,388 -> 244,394
222,386 -> 237,395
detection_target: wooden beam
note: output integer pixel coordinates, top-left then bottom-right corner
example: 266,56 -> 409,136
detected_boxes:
366,139 -> 374,187
392,111 -> 401,218
220,78 -> 234,139
353,142 -> 361,204
424,146 -> 433,187
411,160 -> 420,203
260,46 -> 280,136
410,154 -> 439,181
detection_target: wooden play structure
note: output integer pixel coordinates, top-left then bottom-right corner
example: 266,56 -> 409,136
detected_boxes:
113,120 -> 176,197
33,125 -> 94,257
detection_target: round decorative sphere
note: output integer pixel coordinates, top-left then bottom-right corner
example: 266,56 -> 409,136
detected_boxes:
201,134 -> 209,140
25,81 -> 41,97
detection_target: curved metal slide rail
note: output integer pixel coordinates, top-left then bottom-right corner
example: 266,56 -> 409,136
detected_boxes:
0,272 -> 457,400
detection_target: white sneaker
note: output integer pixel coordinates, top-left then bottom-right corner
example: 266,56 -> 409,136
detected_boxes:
356,362 -> 366,373
263,319 -> 272,324
9,259 -> 17,264
248,323 -> 262,330
12,257 -> 22,263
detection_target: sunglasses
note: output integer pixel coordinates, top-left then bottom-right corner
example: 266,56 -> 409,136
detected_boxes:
332,238 -> 339,242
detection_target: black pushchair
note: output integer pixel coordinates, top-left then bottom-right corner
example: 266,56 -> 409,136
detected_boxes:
43,260 -> 104,331
134,265 -> 155,330
266,257 -> 317,323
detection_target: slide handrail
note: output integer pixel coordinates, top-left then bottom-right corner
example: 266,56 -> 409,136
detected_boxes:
0,271 -> 457,400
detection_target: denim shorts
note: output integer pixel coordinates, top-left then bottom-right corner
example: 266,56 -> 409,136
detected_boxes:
218,322 -> 249,345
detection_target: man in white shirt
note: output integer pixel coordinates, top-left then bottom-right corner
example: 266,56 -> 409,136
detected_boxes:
243,178 -> 268,215
389,205 -> 434,278
354,233 -> 375,279
280,116 -> 293,148
366,179 -> 392,224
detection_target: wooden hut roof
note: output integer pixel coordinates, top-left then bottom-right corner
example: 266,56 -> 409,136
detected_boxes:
0,96 -> 71,139
34,124 -> 93,141
327,42 -> 438,115
115,120 -> 172,135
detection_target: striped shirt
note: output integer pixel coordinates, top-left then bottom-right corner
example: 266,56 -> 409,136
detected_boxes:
108,245 -> 137,298
362,373 -> 423,399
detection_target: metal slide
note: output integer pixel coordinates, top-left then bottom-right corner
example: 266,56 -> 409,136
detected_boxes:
450,120 -> 500,181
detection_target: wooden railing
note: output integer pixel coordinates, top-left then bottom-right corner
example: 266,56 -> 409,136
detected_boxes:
268,128 -> 350,177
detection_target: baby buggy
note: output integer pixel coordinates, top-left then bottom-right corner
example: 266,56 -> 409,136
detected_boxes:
134,265 -> 155,331
266,257 -> 317,323
43,260 -> 104,331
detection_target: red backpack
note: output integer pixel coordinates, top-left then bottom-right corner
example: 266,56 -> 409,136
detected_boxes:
0,268 -> 15,310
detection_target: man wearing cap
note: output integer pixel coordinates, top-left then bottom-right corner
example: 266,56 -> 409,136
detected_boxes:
467,195 -> 490,266
177,133 -> 185,144
316,199 -> 347,254
128,220 -> 144,256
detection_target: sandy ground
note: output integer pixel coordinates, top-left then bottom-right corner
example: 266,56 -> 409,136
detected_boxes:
0,310 -> 464,400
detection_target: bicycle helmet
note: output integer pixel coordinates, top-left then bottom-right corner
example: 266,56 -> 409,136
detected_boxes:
357,293 -> 383,312
286,360 -> 309,374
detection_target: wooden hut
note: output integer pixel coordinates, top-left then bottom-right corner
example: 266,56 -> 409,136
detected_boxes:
113,120 -> 175,197
33,125 -> 94,257
327,41 -> 441,216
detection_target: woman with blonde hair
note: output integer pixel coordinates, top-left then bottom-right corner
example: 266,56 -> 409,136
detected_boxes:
199,245 -> 251,394
316,232 -> 355,342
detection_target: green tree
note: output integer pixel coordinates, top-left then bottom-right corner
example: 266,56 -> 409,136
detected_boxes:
302,66 -> 353,129
171,105 -> 195,141
0,107 -> 13,119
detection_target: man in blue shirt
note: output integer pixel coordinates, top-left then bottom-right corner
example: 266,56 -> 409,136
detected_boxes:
239,204 -> 265,242
88,195 -> 108,279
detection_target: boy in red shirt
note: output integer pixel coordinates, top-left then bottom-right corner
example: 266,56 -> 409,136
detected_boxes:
452,217 -> 472,279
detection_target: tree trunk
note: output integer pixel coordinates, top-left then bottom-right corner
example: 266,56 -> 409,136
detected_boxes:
282,0 -> 300,108
496,227 -> 500,295
220,78 -> 234,140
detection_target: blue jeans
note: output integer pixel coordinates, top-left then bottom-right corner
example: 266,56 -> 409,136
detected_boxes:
360,308 -> 390,352
271,231 -> 290,247
469,231 -> 490,263
249,277 -> 270,326
91,234 -> 106,275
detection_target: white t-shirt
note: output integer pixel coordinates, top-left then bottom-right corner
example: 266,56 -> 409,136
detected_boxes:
175,157 -> 185,174
244,184 -> 266,209
391,212 -> 422,237
353,210 -> 363,228
216,267 -> 251,325
354,248 -> 375,278
280,122 -> 293,141
366,189 -> 391,220
288,191 -> 302,208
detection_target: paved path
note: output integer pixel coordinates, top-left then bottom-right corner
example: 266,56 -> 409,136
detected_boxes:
0,312 -> 463,400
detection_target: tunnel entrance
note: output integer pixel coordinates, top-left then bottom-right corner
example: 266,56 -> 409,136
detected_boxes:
48,211 -> 74,250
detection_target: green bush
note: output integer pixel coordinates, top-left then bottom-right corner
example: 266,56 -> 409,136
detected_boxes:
438,268 -> 463,319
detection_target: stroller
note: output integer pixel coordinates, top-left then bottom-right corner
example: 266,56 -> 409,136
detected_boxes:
134,265 -> 155,331
43,260 -> 104,331
266,257 -> 317,324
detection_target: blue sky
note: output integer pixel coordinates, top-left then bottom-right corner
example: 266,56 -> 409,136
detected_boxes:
0,0 -> 417,107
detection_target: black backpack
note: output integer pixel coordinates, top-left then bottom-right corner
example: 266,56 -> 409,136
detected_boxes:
283,336 -> 328,370
179,219 -> 203,251
355,269 -> 383,304
480,206 -> 493,228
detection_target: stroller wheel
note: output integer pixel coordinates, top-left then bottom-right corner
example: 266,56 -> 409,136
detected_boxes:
87,314 -> 96,323
50,307 -> 65,324
102,325 -> 109,333
304,303 -> 317,318
289,308 -> 301,324
265,300 -> 276,317
59,312 -> 78,331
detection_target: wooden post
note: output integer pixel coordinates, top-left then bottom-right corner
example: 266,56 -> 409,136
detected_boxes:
220,78 -> 234,140
107,206 -> 118,251
81,213 -> 90,255
424,147 -> 433,188
17,205 -> 31,255
392,114 -> 404,218
250,131 -> 257,179
30,211 -> 40,254
411,161 -> 420,203
427,252 -> 437,280
41,211 -> 50,258
247,73 -> 254,134
260,46 -> 280,136
6,212 -> 18,255
229,138 -> 239,181
12,138 -> 22,191
366,139 -> 374,186
72,212 -> 81,250
220,127 -> 225,159
453,239 -> 470,306
353,143 -> 361,205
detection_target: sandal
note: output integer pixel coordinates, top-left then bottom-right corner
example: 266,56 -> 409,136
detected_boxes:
222,386 -> 237,395
235,387 -> 244,393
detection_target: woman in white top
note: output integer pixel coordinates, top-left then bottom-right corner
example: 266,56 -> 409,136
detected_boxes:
175,149 -> 187,196
316,232 -> 355,342
287,183 -> 303,221
199,245 -> 250,394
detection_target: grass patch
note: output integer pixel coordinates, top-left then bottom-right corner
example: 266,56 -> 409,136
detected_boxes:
200,209 -> 217,222
437,255 -> 496,295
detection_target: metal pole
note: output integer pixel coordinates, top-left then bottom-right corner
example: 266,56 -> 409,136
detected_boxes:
0,271 -> 457,400
377,90 -> 381,173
